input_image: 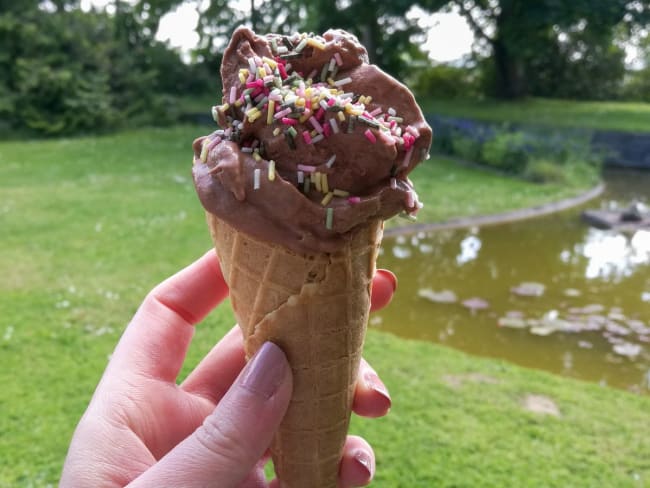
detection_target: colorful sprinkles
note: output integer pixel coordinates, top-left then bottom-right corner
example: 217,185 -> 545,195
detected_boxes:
210,31 -> 424,229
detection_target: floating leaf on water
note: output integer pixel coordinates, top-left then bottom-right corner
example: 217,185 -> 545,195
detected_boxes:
563,288 -> 582,297
530,325 -> 556,336
580,304 -> 606,314
462,297 -> 489,311
417,289 -> 458,304
498,317 -> 528,329
511,282 -> 546,297
604,321 -> 630,336
505,310 -> 525,319
613,342 -> 643,358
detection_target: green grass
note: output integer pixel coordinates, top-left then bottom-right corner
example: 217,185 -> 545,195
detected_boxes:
1,126 -> 647,487
406,157 -> 597,226
421,97 -> 650,134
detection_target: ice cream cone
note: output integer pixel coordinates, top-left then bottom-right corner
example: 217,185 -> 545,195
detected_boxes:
206,212 -> 383,488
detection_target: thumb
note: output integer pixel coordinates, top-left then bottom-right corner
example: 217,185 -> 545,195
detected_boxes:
130,342 -> 292,488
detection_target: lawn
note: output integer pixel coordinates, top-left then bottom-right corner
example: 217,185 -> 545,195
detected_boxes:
421,97 -> 650,134
1,125 -> 648,487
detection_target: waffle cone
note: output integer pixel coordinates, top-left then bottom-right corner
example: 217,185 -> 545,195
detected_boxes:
206,213 -> 383,487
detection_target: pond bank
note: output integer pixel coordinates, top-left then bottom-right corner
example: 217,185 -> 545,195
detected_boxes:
386,181 -> 605,237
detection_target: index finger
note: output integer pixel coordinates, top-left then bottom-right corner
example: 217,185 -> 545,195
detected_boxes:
110,249 -> 229,382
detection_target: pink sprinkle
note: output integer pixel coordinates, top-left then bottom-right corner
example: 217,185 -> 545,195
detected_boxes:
370,107 -> 383,117
297,164 -> 316,173
206,136 -> 222,152
309,116 -> 324,133
323,123 -> 331,138
316,107 -> 325,121
281,117 -> 297,125
364,129 -> 377,144
348,196 -> 361,204
302,131 -> 312,144
274,107 -> 292,119
402,146 -> 414,168
305,98 -> 312,110
327,98 -> 336,106
406,125 -> 420,137
278,63 -> 287,79
334,52 -> 343,66
406,190 -> 415,208
229,86 -> 237,104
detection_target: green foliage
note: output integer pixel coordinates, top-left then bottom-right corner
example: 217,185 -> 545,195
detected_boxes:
481,131 -> 529,172
0,4 -> 201,137
450,133 -> 483,162
412,64 -> 478,99
523,158 -> 567,183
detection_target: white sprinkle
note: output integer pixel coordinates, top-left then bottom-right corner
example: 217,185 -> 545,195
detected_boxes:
248,57 -> 257,73
229,86 -> 237,104
334,77 -> 352,87
388,107 -> 397,116
334,52 -> 343,66
328,118 -> 340,134
390,178 -> 397,190
328,57 -> 337,72
253,168 -> 261,189
297,171 -> 304,183
319,99 -> 330,111
311,134 -> 324,144
325,155 -> 337,168
241,147 -> 253,153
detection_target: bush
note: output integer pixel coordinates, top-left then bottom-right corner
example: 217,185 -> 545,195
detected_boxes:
412,64 -> 478,99
523,158 -> 566,183
481,131 -> 530,172
450,132 -> 483,162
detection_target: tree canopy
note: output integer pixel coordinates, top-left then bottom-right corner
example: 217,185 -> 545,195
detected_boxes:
1,0 -> 649,136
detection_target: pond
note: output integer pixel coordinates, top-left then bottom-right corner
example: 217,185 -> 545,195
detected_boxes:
374,169 -> 650,394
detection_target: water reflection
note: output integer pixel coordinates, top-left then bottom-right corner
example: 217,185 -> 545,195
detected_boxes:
579,229 -> 650,280
375,169 -> 650,394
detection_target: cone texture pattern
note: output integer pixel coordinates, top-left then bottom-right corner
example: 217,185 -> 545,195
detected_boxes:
206,213 -> 383,488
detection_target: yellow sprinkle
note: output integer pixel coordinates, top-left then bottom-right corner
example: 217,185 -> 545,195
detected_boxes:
321,173 -> 329,193
218,103 -> 230,113
268,160 -> 276,181
258,67 -> 266,79
321,192 -> 334,206
327,77 -> 335,86
267,99 -> 275,125
273,127 -> 281,136
253,152 -> 262,161
313,172 -> 322,192
365,95 -> 373,104
262,56 -> 277,69
337,111 -> 346,122
305,87 -> 313,98
200,139 -> 209,162
333,189 -> 349,197
235,99 -> 243,107
238,70 -> 247,84
307,38 -> 326,50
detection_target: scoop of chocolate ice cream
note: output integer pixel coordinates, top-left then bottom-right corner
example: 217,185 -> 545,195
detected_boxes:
193,26 -> 432,254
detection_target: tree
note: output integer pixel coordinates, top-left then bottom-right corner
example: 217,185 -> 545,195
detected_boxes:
446,0 -> 650,99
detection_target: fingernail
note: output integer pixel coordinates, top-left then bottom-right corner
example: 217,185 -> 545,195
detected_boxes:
364,370 -> 392,407
354,450 -> 374,480
240,342 -> 288,399
377,269 -> 397,292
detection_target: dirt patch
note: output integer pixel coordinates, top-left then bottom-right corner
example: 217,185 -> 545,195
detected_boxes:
521,394 -> 561,417
443,372 -> 500,389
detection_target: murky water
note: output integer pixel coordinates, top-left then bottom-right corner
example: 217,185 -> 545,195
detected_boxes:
375,170 -> 650,393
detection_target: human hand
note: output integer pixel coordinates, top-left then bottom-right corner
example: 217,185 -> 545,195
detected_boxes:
60,250 -> 396,487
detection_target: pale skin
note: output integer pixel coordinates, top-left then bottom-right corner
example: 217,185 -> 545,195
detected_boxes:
61,249 -> 397,487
